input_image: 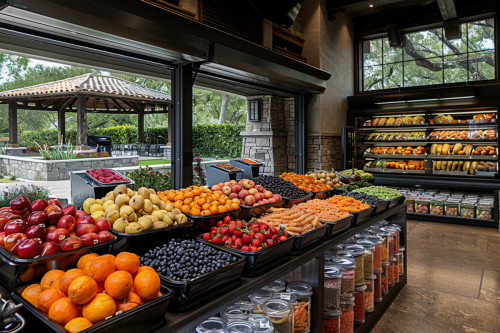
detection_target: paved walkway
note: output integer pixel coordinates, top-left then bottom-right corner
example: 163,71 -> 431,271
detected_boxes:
0,179 -> 71,202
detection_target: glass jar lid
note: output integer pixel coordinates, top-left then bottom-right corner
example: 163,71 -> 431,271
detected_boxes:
225,320 -> 256,333
340,296 -> 355,305
196,318 -> 226,333
337,258 -> 356,270
346,244 -> 365,256
221,306 -> 251,321
286,283 -> 313,296
324,309 -> 342,318
364,274 -> 376,280
247,314 -> 274,333
265,280 -> 286,292
357,239 -> 375,251
234,300 -> 259,312
324,265 -> 342,279
365,235 -> 383,245
355,284 -> 367,292
262,299 -> 291,317
248,288 -> 274,304
271,292 -> 297,304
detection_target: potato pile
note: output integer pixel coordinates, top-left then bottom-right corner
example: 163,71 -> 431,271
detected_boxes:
83,185 -> 188,234
306,170 -> 344,188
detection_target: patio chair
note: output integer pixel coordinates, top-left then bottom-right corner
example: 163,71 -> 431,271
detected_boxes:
149,144 -> 159,157
138,144 -> 148,156
112,144 -> 121,156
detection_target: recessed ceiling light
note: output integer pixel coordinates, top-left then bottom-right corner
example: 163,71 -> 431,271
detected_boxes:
369,4 -> 374,8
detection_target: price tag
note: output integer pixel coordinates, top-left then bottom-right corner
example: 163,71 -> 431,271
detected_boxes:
280,293 -> 291,301
260,322 -> 270,329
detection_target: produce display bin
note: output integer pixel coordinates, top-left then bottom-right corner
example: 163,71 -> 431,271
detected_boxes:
153,241 -> 246,312
323,215 -> 353,239
230,159 -> 264,180
372,200 -> 389,215
205,165 -> 243,187
312,189 -> 333,199
185,210 -> 241,235
198,236 -> 295,277
110,219 -> 195,252
388,196 -> 406,208
12,285 -> 173,333
282,193 -> 313,208
85,169 -> 133,186
238,201 -> 284,221
291,223 -> 328,252
70,170 -> 135,209
350,207 -> 373,226
0,239 -> 117,291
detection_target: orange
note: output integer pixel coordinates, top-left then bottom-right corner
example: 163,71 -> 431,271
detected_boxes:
59,269 -> 88,295
201,210 -> 211,216
134,266 -> 156,278
181,205 -> 191,214
100,254 -> 116,263
184,191 -> 194,199
232,198 -> 240,204
190,208 -> 201,216
68,276 -> 98,305
209,205 -> 218,214
77,254 -> 99,271
115,291 -> 141,313
104,271 -> 133,299
197,197 -> 206,206
64,317 -> 93,333
114,252 -> 141,274
40,270 -> 65,290
200,192 -> 208,198
231,203 -> 240,210
48,297 -> 79,325
218,197 -> 227,205
88,257 -> 115,283
166,192 -> 176,201
173,201 -> 183,209
21,284 -> 42,308
96,283 -> 104,293
225,203 -> 233,211
201,203 -> 211,211
174,194 -> 184,202
183,198 -> 193,205
193,188 -> 202,196
82,293 -> 116,323
38,287 -> 65,313
134,271 -> 161,301
218,206 -> 227,214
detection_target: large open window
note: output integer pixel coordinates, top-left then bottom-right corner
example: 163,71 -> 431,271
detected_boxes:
362,17 -> 496,91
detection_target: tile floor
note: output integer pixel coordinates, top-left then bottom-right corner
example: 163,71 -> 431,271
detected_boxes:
372,221 -> 500,333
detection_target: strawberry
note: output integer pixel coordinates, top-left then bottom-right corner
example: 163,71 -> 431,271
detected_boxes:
223,215 -> 232,224
260,223 -> 269,230
233,229 -> 243,237
236,220 -> 243,228
222,235 -> 229,244
265,230 -> 272,239
234,238 -> 243,248
270,227 -> 278,235
284,231 -> 289,237
252,238 -> 262,247
211,226 -> 218,233
255,232 -> 266,242
216,220 -> 223,227
241,233 -> 252,245
265,239 -> 274,246
278,235 -> 287,242
249,230 -> 255,239
228,225 -> 236,234
241,246 -> 250,251
226,238 -> 233,247
250,245 -> 258,251
219,227 -> 229,236
272,234 -> 278,241
212,236 -> 221,244
202,232 -> 211,241
232,234 -> 237,242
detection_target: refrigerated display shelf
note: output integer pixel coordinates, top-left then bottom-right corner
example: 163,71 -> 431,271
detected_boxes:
407,213 -> 496,228
358,123 -> 498,131
363,154 -> 427,159
427,155 -> 498,161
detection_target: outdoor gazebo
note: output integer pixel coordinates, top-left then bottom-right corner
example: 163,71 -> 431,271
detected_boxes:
0,73 -> 172,147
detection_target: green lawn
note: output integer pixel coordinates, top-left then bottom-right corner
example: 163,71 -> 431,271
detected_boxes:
0,177 -> 21,183
139,159 -> 171,166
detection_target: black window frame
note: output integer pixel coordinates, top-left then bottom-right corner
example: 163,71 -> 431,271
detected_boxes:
248,99 -> 262,122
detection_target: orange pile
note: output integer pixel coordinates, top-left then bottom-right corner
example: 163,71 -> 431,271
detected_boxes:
20,252 -> 161,333
158,185 -> 239,216
281,172 -> 331,192
327,195 -> 371,212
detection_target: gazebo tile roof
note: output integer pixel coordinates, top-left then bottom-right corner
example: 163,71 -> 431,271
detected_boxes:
0,74 -> 171,101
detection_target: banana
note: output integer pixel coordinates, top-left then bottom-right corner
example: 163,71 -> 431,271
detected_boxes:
470,161 -> 478,175
441,161 -> 448,171
436,161 -> 442,170
451,161 -> 459,171
463,161 -> 471,172
430,144 -> 438,155
458,161 -> 464,171
452,143 -> 463,155
464,144 -> 473,155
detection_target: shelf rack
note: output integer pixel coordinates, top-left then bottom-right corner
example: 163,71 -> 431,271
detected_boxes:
159,204 -> 408,332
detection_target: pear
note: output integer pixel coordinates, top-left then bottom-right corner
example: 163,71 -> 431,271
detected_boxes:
120,206 -> 136,222
115,194 -> 130,207
91,211 -> 105,221
171,208 -> 181,216
105,204 -> 119,215
127,188 -> 136,198
164,203 -> 173,212
175,214 -> 188,224
151,210 -> 166,220
83,198 -> 96,215
113,184 -> 128,198
103,200 -> 115,211
143,199 -> 153,213
163,215 -> 174,226
95,199 -> 104,206
113,218 -> 129,232
125,222 -> 143,234
159,201 -> 166,210
89,204 -> 104,214
153,221 -> 168,229
106,209 -> 119,224
137,187 -> 150,200
129,195 -> 145,211
104,191 -> 114,202
149,216 -> 159,223
138,216 -> 153,231
149,194 -> 162,206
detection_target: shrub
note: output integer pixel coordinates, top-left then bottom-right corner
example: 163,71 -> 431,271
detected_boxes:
0,184 -> 50,207
125,167 -> 171,191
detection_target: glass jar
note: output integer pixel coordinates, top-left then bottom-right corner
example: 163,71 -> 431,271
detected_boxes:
339,297 -> 354,333
337,258 -> 356,298
378,231 -> 390,264
286,283 -> 312,333
366,235 -> 383,273
226,321 -> 256,333
266,280 -> 286,293
357,239 -> 375,278
353,285 -> 366,324
346,245 -> 365,286
374,271 -> 382,302
234,300 -> 260,314
364,276 -> 375,313
196,318 -> 226,333
387,225 -> 401,255
221,306 -> 251,322
391,258 -> 399,284
398,247 -> 405,275
324,309 -> 341,333
262,299 -> 293,333
394,253 -> 401,281
247,314 -> 274,333
324,266 -> 342,311
272,293 -> 298,304
381,263 -> 389,296
387,259 -> 394,287
249,288 -> 275,314
381,228 -> 396,260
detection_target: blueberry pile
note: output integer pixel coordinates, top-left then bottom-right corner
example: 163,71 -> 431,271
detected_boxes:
345,191 -> 385,207
254,175 -> 311,199
139,239 -> 241,281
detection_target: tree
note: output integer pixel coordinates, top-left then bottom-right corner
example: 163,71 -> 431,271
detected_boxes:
219,94 -> 228,124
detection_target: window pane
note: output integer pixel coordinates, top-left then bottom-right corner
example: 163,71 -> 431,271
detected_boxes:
383,63 -> 403,89
363,65 -> 383,91
363,39 -> 383,67
468,51 -> 495,81
382,38 -> 402,64
468,18 -> 495,52
443,24 -> 467,56
444,54 -> 467,83
404,28 -> 443,60
403,58 -> 443,87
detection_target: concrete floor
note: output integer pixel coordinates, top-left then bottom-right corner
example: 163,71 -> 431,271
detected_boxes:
372,221 -> 500,333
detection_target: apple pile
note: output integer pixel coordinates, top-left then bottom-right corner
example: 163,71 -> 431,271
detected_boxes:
0,196 -> 115,259
211,179 -> 282,207
87,168 -> 129,184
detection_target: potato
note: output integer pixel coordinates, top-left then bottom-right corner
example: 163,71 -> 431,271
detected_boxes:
164,203 -> 173,212
138,216 -> 153,231
113,218 -> 129,232
163,215 -> 174,226
175,214 -> 188,224
153,221 -> 169,229
172,208 -> 182,216
125,222 -> 143,234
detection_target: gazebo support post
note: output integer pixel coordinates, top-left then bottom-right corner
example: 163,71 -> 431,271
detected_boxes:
8,100 -> 18,146
76,96 -> 88,147
137,106 -> 145,144
58,108 -> 66,145
167,106 -> 172,146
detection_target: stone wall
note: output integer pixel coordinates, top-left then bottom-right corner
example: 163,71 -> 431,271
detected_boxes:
306,134 -> 342,171
0,156 -> 139,181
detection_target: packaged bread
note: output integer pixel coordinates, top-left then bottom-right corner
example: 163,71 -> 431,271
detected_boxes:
413,116 -> 425,125
378,118 -> 387,126
402,116 -> 413,125
386,117 -> 396,126
372,118 -> 380,126
394,117 -> 404,126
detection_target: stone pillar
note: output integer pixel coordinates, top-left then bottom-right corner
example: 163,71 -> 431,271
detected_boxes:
76,96 -> 88,146
8,100 -> 18,145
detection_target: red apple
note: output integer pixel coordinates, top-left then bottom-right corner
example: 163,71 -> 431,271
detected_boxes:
241,179 -> 255,190
4,219 -> 25,236
80,233 -> 99,246
97,230 -> 114,243
76,223 -> 97,237
46,228 -> 70,244
268,198 -> 276,203
258,200 -> 265,205
75,210 -> 86,220
228,193 -> 239,200
244,195 -> 256,206
221,186 -> 232,196
10,195 -> 30,215
41,241 -> 60,256
255,193 -> 264,202
232,185 -> 242,193
263,199 -> 269,204
0,232 -> 4,246
4,233 -> 27,252
27,211 -> 48,227
48,199 -> 63,209
264,191 -> 273,199
25,224 -> 47,240
239,199 -> 244,205
248,188 -> 258,195
95,218 -> 111,232
211,184 -> 222,192
62,205 -> 76,217
76,216 -> 95,226
255,185 -> 265,193
57,215 -> 76,232
29,199 -> 48,212
273,194 -> 283,202
59,236 -> 82,252
238,190 -> 249,199
17,238 -> 42,259
0,217 -> 8,232
45,205 -> 63,225
46,225 -> 57,232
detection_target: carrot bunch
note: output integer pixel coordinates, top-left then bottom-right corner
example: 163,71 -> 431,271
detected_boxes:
294,199 -> 351,222
281,172 -> 331,192
327,195 -> 371,212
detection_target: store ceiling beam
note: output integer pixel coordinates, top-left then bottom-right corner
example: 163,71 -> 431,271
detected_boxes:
436,0 -> 457,20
